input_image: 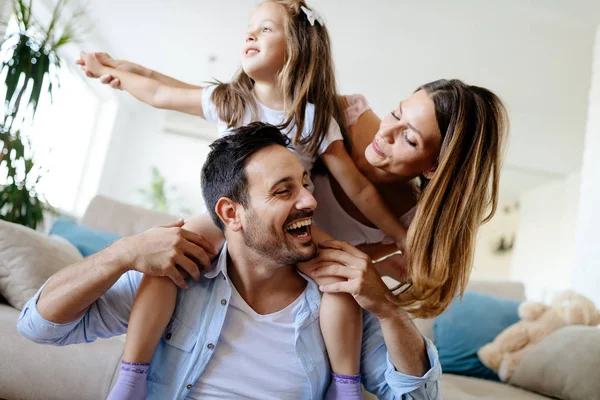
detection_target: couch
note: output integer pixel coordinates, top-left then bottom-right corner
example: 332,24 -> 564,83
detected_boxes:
0,195 -> 563,399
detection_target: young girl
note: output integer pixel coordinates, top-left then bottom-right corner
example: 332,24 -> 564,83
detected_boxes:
80,1 -> 406,399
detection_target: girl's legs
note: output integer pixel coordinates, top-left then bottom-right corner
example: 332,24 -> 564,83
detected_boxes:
107,276 -> 177,400
320,290 -> 364,400
298,263 -> 363,400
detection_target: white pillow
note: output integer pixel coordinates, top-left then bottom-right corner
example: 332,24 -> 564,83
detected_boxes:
0,220 -> 83,309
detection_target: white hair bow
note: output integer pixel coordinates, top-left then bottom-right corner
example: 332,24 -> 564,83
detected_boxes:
301,5 -> 326,27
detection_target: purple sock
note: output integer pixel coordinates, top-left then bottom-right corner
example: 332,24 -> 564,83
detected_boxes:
106,361 -> 149,400
325,373 -> 363,400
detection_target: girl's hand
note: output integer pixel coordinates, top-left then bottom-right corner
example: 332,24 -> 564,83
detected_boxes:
78,51 -> 111,79
77,52 -> 140,89
310,240 -> 399,319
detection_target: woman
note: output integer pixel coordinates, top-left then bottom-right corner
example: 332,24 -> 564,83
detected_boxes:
315,81 -> 507,318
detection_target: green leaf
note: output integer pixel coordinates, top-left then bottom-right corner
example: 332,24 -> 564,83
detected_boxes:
0,0 -> 80,230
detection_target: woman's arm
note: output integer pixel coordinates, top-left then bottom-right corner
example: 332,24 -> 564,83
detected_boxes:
79,52 -> 206,117
321,141 -> 408,249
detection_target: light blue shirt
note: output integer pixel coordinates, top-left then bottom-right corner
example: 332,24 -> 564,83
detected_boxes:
18,244 -> 441,399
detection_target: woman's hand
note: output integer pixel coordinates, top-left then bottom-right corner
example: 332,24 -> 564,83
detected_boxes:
310,240 -> 399,319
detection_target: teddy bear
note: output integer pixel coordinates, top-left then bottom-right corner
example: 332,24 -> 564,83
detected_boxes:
477,290 -> 600,382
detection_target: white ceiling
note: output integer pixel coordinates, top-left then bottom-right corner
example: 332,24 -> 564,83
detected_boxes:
81,0 -> 600,201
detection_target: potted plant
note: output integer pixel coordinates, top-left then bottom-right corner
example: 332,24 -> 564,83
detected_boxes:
0,0 -> 86,229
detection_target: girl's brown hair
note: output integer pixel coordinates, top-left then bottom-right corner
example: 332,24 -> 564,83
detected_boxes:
402,79 -> 509,318
210,0 -> 347,157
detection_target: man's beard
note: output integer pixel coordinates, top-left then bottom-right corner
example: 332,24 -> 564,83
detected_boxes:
242,207 -> 316,266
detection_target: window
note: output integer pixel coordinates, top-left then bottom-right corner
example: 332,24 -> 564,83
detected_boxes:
27,64 -> 101,213
1,16 -> 106,216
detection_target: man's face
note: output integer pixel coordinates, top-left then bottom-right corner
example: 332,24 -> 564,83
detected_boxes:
240,145 -> 317,265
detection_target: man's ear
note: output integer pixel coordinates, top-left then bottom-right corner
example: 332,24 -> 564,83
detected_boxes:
215,197 -> 242,232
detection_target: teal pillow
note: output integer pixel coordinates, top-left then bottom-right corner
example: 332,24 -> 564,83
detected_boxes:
49,218 -> 122,257
433,291 -> 521,381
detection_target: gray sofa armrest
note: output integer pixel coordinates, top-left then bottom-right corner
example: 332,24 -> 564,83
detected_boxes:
82,195 -> 178,236
413,280 -> 526,340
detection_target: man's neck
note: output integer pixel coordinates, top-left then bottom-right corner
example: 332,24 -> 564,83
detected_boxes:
225,240 -> 306,315
253,80 -> 286,111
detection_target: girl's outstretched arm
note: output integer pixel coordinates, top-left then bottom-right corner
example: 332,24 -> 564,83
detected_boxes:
77,52 -> 202,90
79,52 -> 206,117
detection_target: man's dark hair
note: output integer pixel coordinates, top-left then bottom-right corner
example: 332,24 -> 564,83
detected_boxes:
201,122 -> 291,230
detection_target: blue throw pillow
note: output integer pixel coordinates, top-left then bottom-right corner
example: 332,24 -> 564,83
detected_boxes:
49,218 -> 122,257
433,291 -> 521,381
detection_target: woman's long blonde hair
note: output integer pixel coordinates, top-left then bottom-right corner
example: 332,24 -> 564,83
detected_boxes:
402,79 -> 509,319
210,0 -> 347,157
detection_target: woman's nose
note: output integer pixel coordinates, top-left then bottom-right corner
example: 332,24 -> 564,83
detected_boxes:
245,32 -> 256,42
379,124 -> 395,144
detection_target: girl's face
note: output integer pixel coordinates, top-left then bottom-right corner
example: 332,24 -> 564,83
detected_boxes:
365,90 -> 443,178
242,2 -> 287,82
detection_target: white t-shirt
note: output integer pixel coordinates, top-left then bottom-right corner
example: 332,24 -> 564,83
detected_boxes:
312,174 -> 416,246
187,284 -> 310,399
202,85 -> 343,179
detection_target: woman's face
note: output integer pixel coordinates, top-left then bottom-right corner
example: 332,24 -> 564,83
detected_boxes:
365,90 -> 443,178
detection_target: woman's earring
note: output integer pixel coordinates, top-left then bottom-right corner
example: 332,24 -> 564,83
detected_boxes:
423,171 -> 434,180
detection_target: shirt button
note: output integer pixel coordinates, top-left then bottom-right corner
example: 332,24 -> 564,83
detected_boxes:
186,384 -> 193,390
220,299 -> 227,306
165,333 -> 172,340
207,343 -> 215,349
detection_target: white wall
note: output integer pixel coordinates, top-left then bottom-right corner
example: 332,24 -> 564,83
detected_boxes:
98,101 -> 211,216
0,0 -> 10,37
471,202 -> 520,281
92,1 -> 596,217
573,25 -> 600,306
510,172 -> 581,301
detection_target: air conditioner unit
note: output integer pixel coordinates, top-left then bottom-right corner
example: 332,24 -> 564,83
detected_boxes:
161,110 -> 219,141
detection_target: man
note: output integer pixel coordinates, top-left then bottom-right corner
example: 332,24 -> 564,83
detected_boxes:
18,123 -> 441,399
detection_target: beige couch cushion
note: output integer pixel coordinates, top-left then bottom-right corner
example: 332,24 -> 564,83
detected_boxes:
0,303 -> 124,400
509,326 -> 600,400
441,374 -> 551,399
0,220 -> 83,309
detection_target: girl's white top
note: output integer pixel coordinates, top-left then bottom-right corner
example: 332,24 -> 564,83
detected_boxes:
202,85 -> 343,191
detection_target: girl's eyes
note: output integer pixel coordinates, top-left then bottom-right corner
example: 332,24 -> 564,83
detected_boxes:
262,27 -> 272,33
